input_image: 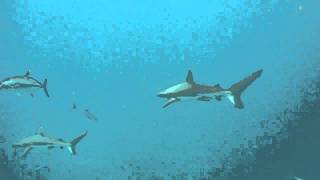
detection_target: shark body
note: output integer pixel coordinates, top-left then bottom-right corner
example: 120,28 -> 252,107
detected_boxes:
12,127 -> 87,158
0,71 -> 49,97
157,69 -> 263,108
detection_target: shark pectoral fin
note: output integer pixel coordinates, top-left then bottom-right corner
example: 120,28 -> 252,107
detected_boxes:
197,96 -> 212,102
21,147 -> 33,159
163,98 -> 179,108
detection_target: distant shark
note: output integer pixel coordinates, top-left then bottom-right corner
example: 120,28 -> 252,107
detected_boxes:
293,177 -> 304,180
0,71 -> 50,97
12,127 -> 87,158
157,69 -> 263,108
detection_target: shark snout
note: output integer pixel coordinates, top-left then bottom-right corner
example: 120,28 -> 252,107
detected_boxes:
157,92 -> 166,98
12,144 -> 21,148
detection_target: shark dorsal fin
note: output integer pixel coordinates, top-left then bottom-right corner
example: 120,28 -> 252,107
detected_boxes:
186,70 -> 194,84
36,127 -> 45,136
24,71 -> 31,77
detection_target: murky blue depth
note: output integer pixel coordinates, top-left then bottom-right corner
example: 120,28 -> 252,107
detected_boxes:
1,0 -> 320,179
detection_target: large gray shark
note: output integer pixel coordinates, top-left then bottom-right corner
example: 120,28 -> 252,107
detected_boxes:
157,69 -> 263,108
12,127 -> 87,158
0,71 -> 49,97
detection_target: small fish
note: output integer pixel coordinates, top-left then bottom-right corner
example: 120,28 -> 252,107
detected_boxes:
35,165 -> 50,172
72,103 -> 77,110
0,136 -> 6,143
83,109 -> 98,121
120,165 -> 126,171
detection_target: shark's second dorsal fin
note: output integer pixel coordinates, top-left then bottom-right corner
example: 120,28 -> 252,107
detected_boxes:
24,71 -> 31,77
213,84 -> 221,88
186,70 -> 195,84
58,138 -> 65,142
36,127 -> 45,136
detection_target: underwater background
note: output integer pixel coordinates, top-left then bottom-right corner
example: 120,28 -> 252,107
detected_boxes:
1,0 -> 320,179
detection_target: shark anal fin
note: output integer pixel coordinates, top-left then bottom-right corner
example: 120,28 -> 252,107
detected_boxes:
197,96 -> 212,102
215,96 -> 222,101
58,138 -> 65,142
163,98 -> 179,108
22,147 -> 33,159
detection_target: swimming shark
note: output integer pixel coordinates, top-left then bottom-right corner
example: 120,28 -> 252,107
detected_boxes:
12,127 -> 87,158
0,71 -> 50,97
157,69 -> 263,108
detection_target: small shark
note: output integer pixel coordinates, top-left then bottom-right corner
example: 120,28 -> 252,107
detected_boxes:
12,127 -> 87,158
0,71 -> 49,97
157,69 -> 263,108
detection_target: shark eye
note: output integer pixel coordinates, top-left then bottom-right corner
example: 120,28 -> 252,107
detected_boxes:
60,146 -> 64,149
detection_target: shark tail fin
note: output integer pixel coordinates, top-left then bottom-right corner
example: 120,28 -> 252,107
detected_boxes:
42,79 -> 50,98
227,69 -> 263,109
67,131 -> 88,155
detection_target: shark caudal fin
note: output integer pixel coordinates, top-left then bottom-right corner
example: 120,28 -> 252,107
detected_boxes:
42,79 -> 50,97
227,69 -> 263,109
67,131 -> 87,155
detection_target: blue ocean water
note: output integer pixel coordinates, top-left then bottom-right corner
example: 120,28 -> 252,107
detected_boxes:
1,0 -> 320,179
